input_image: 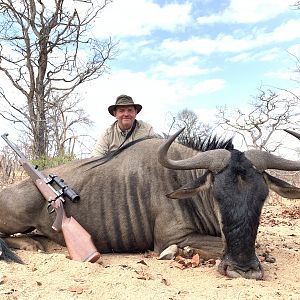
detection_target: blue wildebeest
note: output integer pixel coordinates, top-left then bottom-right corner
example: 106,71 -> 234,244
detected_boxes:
0,129 -> 300,280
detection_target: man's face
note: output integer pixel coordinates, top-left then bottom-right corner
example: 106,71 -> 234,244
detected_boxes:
114,105 -> 137,131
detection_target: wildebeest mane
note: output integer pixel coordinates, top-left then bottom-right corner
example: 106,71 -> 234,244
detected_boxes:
178,134 -> 234,151
82,133 -> 233,170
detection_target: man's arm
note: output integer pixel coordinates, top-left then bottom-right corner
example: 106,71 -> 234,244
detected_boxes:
137,120 -> 157,137
91,131 -> 110,157
148,125 -> 156,136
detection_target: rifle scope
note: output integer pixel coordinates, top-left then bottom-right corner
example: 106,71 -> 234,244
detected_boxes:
48,173 -> 80,203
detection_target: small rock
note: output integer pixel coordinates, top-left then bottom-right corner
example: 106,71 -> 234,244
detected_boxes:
265,245 -> 274,253
215,259 -> 221,267
265,256 -> 276,263
161,278 -> 171,286
206,258 -> 216,265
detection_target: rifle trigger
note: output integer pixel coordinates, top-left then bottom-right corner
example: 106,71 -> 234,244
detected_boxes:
47,202 -> 55,214
47,197 -> 55,214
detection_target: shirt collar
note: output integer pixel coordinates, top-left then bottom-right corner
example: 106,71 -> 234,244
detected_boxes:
116,120 -> 139,136
114,121 -> 131,136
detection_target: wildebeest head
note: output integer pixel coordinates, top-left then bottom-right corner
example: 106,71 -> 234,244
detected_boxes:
158,128 -> 300,280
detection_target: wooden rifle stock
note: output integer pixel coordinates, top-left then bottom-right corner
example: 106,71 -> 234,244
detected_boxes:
2,134 -> 100,263
34,175 -> 100,262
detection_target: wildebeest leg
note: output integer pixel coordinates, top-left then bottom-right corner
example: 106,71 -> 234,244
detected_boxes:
159,234 -> 223,260
180,233 -> 223,258
0,238 -> 23,263
2,236 -> 45,251
0,180 -> 63,252
0,181 -> 42,234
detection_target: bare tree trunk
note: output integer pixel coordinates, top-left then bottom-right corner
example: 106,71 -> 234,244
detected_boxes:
0,0 -> 115,158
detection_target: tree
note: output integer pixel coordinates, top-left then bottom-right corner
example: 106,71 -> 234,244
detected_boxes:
47,93 -> 92,157
217,88 -> 300,152
168,108 -> 213,143
293,1 -> 300,9
216,2 -> 300,153
0,0 -> 115,158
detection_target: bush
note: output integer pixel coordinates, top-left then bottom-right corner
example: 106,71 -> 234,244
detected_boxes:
31,154 -> 75,170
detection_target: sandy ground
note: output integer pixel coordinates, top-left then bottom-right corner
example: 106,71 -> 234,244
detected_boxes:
0,198 -> 299,300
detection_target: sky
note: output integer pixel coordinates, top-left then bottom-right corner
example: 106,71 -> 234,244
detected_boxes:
80,0 -> 300,137
1,0 -> 300,155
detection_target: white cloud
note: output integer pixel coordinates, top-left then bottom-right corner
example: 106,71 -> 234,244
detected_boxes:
194,107 -> 219,126
78,68 -> 227,138
160,37 -> 217,57
228,47 -> 282,63
191,79 -> 226,95
265,68 -> 300,81
1,0 -> 299,159
93,0 -> 192,38
159,18 -> 300,58
79,70 -> 184,135
227,52 -> 252,63
197,0 -> 296,24
287,44 -> 300,56
265,19 -> 300,43
151,57 -> 219,78
159,34 -> 254,57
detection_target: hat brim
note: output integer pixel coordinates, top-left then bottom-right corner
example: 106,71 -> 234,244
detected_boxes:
108,104 -> 142,116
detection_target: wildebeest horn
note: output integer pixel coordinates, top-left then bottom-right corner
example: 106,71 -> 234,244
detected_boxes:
158,128 -> 231,172
244,150 -> 300,171
244,129 -> 300,171
284,129 -> 300,140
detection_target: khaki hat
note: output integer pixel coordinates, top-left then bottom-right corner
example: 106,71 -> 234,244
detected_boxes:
108,95 -> 142,116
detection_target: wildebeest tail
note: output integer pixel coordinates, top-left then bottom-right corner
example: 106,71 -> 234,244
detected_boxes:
0,238 -> 23,264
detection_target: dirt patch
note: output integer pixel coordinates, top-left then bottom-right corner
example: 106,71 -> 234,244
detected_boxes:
0,199 -> 299,300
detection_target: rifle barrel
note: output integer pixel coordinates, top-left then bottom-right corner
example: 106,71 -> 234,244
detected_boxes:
1,133 -> 26,159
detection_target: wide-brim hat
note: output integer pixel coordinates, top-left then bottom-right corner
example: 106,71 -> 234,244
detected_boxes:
108,95 -> 142,116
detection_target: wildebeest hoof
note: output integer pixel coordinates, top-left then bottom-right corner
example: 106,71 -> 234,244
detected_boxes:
159,244 -> 178,260
182,246 -> 194,258
225,266 -> 264,280
218,260 -> 264,280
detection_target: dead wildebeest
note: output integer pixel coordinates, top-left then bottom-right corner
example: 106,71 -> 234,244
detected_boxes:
0,129 -> 300,280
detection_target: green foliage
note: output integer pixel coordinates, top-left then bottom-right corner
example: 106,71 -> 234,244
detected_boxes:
31,154 -> 75,170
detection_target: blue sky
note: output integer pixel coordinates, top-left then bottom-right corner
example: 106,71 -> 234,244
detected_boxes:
78,0 -> 300,139
1,0 -> 300,153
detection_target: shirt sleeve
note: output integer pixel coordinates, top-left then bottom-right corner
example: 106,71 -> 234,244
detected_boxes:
91,129 -> 110,157
148,125 -> 155,136
139,121 -> 156,137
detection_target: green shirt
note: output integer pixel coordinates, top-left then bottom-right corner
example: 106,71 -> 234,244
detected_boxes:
92,120 -> 155,157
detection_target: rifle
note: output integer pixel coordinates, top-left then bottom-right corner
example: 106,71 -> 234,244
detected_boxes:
1,133 -> 100,263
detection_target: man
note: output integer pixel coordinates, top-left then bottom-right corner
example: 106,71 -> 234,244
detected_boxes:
92,94 -> 156,157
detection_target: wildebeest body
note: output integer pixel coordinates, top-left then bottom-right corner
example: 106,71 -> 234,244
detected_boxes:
1,131 -> 300,280
72,139 -> 221,253
0,139 -> 220,254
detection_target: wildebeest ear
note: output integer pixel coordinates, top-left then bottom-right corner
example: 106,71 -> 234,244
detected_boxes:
167,171 -> 212,199
263,172 -> 300,199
